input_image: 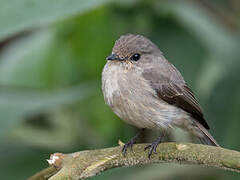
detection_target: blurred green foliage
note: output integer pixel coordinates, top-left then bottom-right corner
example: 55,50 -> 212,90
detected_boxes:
0,0 -> 240,179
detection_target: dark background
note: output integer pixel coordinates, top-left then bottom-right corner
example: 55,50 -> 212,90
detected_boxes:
0,0 -> 240,179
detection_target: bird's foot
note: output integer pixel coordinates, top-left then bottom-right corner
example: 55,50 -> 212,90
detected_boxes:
144,136 -> 162,159
122,129 -> 144,156
122,138 -> 136,156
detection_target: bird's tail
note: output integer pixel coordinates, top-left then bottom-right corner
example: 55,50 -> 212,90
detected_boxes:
195,121 -> 220,147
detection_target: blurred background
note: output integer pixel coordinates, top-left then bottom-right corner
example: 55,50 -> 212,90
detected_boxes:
0,0 -> 240,179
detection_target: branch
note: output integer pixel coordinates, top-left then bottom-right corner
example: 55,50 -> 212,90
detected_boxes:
28,143 -> 240,180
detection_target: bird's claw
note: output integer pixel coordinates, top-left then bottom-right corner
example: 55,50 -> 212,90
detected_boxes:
122,129 -> 144,156
122,139 -> 135,156
144,136 -> 162,159
144,142 -> 159,159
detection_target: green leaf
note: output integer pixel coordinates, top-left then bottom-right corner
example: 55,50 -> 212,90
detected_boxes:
0,30 -> 56,88
0,29 -> 83,88
0,82 -> 96,137
155,1 -> 239,54
155,1 -> 240,98
0,0 -> 110,41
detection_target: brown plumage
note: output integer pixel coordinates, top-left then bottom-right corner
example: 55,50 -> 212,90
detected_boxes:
102,34 -> 219,158
142,69 -> 209,130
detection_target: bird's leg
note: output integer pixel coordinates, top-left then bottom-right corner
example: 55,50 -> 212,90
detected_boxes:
144,132 -> 165,159
122,128 -> 144,156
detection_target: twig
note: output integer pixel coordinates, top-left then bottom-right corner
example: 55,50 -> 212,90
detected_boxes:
28,143 -> 240,180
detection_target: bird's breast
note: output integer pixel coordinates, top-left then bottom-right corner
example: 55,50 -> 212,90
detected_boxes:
102,62 -> 156,128
102,62 -> 146,107
102,62 -> 122,106
101,62 -> 187,129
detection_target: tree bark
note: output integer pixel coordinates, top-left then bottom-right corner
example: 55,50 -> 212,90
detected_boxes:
28,143 -> 240,180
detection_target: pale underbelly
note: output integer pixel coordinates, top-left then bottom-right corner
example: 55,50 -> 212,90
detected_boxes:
111,94 -> 189,130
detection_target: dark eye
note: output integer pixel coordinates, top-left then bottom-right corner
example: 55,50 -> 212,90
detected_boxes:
130,53 -> 141,61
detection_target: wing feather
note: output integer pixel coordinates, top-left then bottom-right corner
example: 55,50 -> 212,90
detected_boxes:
143,66 -> 210,130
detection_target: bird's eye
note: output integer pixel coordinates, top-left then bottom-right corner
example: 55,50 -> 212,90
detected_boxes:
130,53 -> 141,61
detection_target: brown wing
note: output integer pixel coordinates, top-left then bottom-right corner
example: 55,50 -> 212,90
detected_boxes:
143,67 -> 210,130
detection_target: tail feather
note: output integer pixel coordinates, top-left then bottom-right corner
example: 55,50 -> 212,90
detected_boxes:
195,121 -> 220,147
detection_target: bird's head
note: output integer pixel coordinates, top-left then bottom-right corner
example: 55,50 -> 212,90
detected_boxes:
106,34 -> 161,65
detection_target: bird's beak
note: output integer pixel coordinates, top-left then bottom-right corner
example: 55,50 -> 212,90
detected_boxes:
106,54 -> 123,61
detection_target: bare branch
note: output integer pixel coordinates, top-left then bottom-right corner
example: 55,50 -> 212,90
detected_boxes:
28,143 -> 240,180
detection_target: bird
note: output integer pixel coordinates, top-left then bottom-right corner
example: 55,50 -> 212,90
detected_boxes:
101,34 -> 219,158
